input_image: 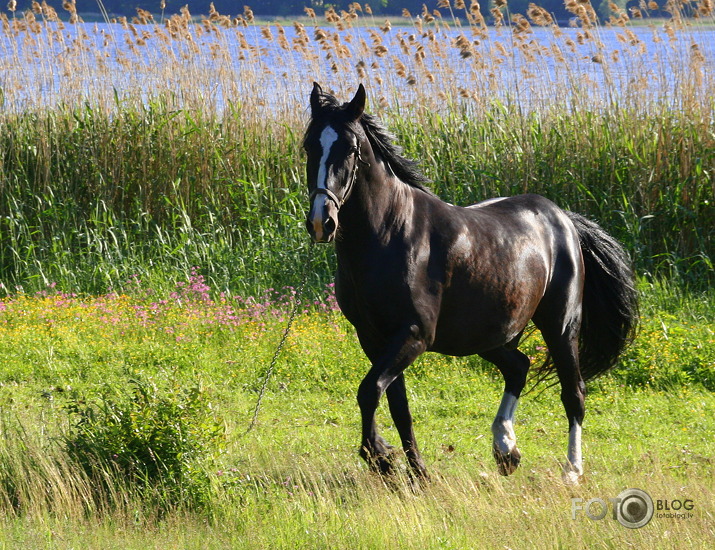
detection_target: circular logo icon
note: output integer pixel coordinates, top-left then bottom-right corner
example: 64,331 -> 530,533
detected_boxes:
615,488 -> 654,529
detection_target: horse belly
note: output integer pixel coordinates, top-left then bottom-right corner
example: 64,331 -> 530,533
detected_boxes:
429,274 -> 545,356
430,316 -> 526,356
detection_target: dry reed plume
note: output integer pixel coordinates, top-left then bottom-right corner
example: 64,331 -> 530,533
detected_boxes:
0,1 -> 713,122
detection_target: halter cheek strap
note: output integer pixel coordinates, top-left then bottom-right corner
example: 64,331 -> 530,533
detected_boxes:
308,142 -> 368,209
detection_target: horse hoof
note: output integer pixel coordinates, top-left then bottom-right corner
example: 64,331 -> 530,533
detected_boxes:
561,464 -> 583,486
361,440 -> 398,476
367,454 -> 396,476
408,460 -> 430,482
493,445 -> 521,476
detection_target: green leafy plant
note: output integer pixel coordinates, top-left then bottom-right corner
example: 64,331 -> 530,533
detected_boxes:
63,374 -> 225,510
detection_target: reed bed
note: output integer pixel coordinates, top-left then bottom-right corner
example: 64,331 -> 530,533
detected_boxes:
0,1 -> 713,295
1,1 -> 714,117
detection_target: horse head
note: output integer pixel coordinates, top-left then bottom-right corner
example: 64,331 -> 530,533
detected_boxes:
303,83 -> 367,243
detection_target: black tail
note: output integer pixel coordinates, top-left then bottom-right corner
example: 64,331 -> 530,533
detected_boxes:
566,211 -> 639,381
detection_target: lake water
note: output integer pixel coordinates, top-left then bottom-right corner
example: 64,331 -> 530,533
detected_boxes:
1,18 -> 713,115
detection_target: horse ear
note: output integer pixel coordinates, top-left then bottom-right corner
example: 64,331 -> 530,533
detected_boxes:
347,84 -> 366,121
310,82 -> 325,116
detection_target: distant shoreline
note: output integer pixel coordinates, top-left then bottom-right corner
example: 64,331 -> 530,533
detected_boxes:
6,10 -> 713,30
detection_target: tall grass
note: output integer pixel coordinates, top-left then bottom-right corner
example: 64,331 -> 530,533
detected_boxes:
0,98 -> 319,294
2,1 -> 713,117
0,282 -> 712,545
0,97 -> 711,295
0,1 -> 713,296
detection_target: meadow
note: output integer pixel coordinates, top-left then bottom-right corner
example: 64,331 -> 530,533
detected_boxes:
0,0 -> 714,548
0,276 -> 713,548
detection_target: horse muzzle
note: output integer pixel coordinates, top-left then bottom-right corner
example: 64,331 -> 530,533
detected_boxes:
306,214 -> 337,243
306,191 -> 339,243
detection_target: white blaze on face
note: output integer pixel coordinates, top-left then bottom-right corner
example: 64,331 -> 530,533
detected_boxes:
310,126 -> 339,240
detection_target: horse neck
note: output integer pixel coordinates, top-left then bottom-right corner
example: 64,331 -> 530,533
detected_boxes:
338,157 -> 417,245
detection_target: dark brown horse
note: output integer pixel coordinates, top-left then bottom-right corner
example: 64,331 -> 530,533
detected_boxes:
303,83 -> 638,483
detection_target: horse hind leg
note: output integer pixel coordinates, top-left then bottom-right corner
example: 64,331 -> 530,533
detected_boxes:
479,347 -> 530,476
556,340 -> 586,485
539,326 -> 586,485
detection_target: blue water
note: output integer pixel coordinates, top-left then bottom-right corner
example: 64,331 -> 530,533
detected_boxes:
0,20 -> 712,114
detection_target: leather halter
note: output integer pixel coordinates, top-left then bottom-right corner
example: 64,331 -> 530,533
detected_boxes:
308,142 -> 368,209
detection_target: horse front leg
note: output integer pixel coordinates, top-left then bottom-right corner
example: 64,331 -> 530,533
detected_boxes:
386,374 -> 428,479
357,325 -> 426,476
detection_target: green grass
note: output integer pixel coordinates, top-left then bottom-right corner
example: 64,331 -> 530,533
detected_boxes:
2,385 -> 713,549
0,282 -> 712,548
0,101 -> 712,298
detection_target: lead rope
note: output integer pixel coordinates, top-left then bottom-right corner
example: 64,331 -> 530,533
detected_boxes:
243,242 -> 315,436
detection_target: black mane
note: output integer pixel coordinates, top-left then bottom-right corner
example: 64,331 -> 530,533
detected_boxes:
304,91 -> 434,195
359,112 -> 434,195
